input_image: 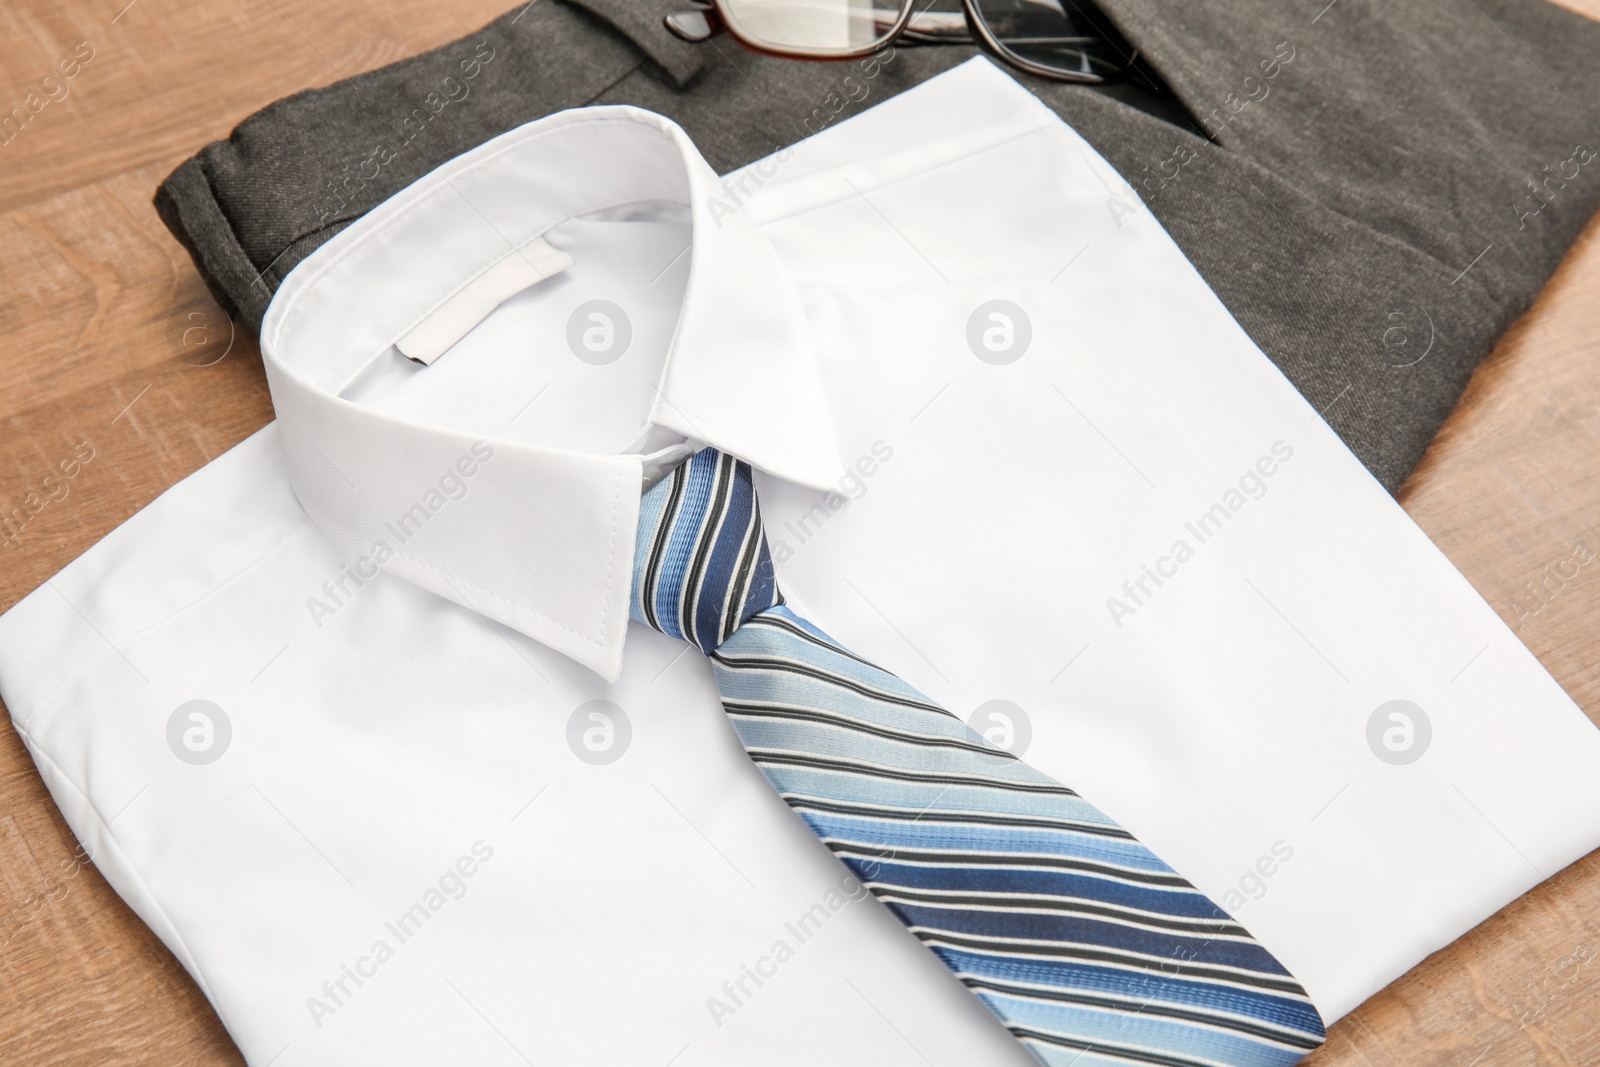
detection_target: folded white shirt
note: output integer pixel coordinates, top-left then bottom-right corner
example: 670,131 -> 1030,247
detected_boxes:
2,58 -> 1598,1066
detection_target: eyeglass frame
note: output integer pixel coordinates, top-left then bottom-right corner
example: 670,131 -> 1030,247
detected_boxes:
663,0 -> 1144,85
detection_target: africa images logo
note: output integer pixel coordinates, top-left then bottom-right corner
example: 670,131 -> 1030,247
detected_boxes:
305,841 -> 495,1029
305,442 -> 494,628
166,700 -> 232,765
1366,699 -> 1431,765
1105,441 -> 1295,628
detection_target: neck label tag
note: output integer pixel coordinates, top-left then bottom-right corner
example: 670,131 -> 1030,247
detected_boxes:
396,238 -> 573,365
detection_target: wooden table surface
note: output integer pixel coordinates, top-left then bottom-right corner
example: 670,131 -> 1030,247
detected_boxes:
2,0 -> 1599,1063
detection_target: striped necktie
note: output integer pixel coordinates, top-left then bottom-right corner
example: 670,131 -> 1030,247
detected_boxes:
631,446 -> 1326,1067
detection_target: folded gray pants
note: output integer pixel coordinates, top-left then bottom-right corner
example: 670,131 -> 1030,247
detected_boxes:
154,0 -> 1600,493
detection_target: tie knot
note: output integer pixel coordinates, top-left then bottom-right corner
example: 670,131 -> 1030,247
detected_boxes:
630,447 -> 782,654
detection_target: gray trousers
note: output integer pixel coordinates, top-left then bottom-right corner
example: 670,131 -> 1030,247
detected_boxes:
155,0 -> 1600,492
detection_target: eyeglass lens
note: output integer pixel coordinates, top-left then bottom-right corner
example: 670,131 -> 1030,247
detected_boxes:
721,0 -> 906,51
971,0 -> 1136,78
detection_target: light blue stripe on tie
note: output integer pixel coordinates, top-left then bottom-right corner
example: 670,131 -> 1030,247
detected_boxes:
935,946 -> 1321,1028
717,668 -> 995,744
791,808 -> 1193,873
651,449 -> 719,640
630,475 -> 671,623
761,766 -> 1126,827
975,989 -> 1310,1067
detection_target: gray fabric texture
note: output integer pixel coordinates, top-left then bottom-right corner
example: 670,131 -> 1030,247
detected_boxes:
153,0 -> 1600,493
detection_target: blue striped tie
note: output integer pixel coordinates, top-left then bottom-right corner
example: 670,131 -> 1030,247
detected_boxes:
632,447 -> 1327,1066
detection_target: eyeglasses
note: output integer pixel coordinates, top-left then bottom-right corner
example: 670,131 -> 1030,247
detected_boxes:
664,0 -> 1146,85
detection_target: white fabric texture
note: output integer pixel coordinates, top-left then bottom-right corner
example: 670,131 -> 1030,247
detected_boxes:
1,58 -> 1598,1066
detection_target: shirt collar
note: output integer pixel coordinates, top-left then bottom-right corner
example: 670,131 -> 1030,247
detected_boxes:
259,107 -> 841,681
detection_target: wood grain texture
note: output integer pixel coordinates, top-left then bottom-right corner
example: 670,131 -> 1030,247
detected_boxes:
0,0 -> 1597,1063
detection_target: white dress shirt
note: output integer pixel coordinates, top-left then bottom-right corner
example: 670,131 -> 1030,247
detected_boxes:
3,58 -> 1599,1066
